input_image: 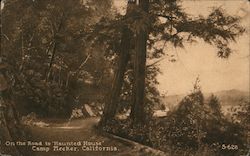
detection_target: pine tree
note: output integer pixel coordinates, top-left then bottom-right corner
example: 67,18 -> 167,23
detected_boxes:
99,0 -> 245,126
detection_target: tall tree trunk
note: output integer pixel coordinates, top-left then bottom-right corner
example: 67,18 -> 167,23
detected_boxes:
100,27 -> 132,126
99,1 -> 136,126
131,0 -> 149,125
46,13 -> 64,81
46,41 -> 57,81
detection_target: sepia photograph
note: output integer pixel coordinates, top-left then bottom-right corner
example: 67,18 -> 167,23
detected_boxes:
0,0 -> 249,156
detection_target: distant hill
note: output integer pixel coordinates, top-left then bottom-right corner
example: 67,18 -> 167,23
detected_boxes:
162,89 -> 249,108
211,89 -> 249,106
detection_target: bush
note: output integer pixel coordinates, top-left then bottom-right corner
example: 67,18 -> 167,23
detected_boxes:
149,89 -> 247,156
102,82 -> 248,156
14,80 -> 74,118
101,118 -> 152,146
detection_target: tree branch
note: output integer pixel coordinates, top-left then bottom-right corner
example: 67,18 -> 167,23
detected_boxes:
77,53 -> 91,71
146,58 -> 165,68
2,33 -> 10,41
155,14 -> 176,20
72,53 -> 91,76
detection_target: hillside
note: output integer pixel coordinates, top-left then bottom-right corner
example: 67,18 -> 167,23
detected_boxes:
162,89 -> 249,108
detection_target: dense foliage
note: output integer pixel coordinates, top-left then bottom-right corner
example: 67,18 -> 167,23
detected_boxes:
1,1 -> 247,155
105,85 -> 248,156
1,0 -> 112,117
151,88 -> 247,156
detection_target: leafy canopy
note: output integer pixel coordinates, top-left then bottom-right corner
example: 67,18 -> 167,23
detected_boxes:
91,0 -> 245,58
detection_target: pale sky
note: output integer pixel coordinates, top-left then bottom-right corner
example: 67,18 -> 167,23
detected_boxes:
113,0 -> 250,95
157,0 -> 250,95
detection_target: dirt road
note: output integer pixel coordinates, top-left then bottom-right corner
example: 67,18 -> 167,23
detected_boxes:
22,117 -> 166,156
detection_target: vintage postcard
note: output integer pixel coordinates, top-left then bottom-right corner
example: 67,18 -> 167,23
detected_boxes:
0,0 -> 249,156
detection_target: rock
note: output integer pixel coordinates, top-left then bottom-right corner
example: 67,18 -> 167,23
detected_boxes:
84,104 -> 96,117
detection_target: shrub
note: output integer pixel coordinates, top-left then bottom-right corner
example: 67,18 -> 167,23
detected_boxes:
101,118 -> 152,146
149,89 -> 247,156
102,82 -> 248,156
